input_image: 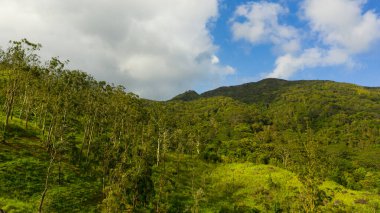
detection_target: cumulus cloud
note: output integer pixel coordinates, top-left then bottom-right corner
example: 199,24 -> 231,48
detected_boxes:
231,1 -> 300,54
231,0 -> 380,79
0,0 -> 234,100
267,48 -> 352,79
302,0 -> 380,53
270,0 -> 380,79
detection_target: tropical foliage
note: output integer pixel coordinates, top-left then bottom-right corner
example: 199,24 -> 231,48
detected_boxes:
0,40 -> 379,212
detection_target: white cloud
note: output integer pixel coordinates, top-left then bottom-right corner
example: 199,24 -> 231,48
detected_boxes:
0,0 -> 234,100
231,1 -> 300,54
220,65 -> 236,75
211,55 -> 220,64
230,0 -> 380,79
302,0 -> 380,53
267,0 -> 380,79
267,48 -> 352,79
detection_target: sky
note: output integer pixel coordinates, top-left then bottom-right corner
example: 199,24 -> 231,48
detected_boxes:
0,0 -> 379,100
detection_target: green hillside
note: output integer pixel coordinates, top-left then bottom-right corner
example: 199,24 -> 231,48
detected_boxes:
199,78 -> 293,103
1,40 -> 379,212
172,78 -> 380,105
171,90 -> 200,102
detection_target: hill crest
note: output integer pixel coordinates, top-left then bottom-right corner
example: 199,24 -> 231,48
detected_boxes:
171,78 -> 341,103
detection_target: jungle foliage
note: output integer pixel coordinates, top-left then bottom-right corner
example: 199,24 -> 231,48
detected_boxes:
0,40 -> 379,212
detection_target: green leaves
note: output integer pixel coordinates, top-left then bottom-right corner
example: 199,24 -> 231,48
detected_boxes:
0,39 -> 379,212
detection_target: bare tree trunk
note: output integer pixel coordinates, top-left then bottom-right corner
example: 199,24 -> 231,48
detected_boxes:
78,124 -> 88,164
5,89 -> 15,130
41,109 -> 47,136
157,137 -> 161,166
39,151 -> 56,213
46,121 -> 55,151
86,122 -> 95,161
19,91 -> 27,119
25,104 -> 30,129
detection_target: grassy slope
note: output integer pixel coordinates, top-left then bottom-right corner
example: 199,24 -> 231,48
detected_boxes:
1,119 -> 379,212
1,80 -> 380,212
0,119 -> 101,213
202,164 -> 380,212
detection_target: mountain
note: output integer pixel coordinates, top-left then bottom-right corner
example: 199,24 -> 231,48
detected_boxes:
201,78 -> 292,103
171,78 -> 379,104
171,90 -> 200,101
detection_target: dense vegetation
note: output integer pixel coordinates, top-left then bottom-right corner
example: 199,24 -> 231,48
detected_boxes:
0,40 -> 379,212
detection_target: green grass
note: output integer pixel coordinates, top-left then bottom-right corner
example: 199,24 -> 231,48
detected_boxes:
1,117 -> 379,212
203,164 -> 302,212
0,122 -> 102,212
0,198 -> 35,213
320,181 -> 380,212
201,163 -> 380,212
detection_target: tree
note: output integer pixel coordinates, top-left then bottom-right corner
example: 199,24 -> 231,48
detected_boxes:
1,39 -> 41,135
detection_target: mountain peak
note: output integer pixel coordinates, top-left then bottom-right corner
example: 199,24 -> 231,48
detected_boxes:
171,90 -> 200,101
170,78 -> 375,104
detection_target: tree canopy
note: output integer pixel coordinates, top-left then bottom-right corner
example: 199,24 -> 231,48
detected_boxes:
0,40 -> 379,212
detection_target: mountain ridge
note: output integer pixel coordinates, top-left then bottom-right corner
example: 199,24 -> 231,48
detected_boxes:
171,78 -> 379,103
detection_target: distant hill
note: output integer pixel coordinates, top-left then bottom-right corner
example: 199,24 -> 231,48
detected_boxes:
201,78 -> 294,103
171,90 -> 200,101
171,78 -> 378,104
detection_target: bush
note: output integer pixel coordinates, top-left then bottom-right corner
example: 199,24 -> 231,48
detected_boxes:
43,182 -> 101,212
0,198 -> 34,213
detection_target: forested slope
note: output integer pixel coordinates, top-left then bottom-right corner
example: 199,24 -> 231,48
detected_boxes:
0,40 -> 379,212
172,78 -> 380,105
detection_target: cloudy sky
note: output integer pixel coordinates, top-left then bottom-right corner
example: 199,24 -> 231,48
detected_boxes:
1,0 -> 379,100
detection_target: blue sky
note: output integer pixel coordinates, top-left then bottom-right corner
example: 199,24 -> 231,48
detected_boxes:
211,0 -> 380,88
0,0 -> 379,99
